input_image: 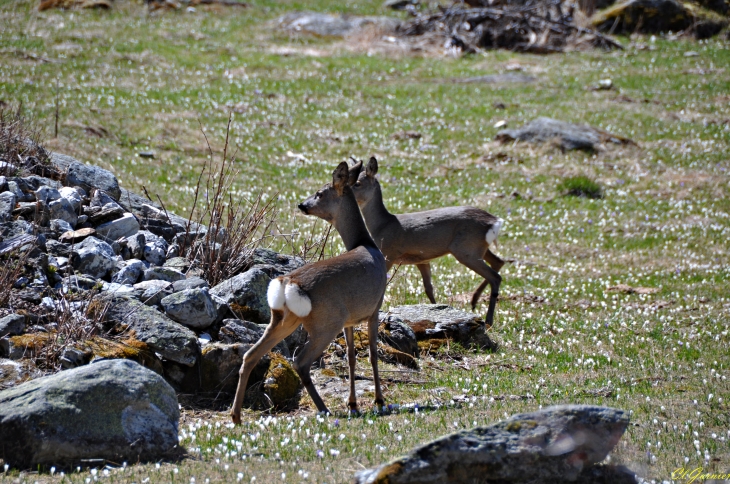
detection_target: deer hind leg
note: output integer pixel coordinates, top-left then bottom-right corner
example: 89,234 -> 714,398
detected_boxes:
366,311 -> 385,411
293,324 -> 344,414
416,263 -> 436,304
230,310 -> 300,424
343,326 -> 359,413
454,253 -> 502,327
470,249 -> 505,310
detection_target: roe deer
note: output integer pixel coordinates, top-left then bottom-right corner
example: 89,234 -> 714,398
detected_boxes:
230,162 -> 388,423
350,157 -> 505,326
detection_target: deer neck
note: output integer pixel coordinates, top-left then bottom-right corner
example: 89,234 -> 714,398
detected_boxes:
333,190 -> 378,251
360,183 -> 397,236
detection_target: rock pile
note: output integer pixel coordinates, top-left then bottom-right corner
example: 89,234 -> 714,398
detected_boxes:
0,149 -> 497,409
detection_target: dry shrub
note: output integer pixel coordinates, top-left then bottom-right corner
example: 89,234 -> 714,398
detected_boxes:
178,116 -> 278,286
0,108 -> 57,178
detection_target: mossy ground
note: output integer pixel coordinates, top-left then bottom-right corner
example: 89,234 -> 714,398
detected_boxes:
1,0 -> 729,482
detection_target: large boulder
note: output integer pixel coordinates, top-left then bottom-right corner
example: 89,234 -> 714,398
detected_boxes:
385,304 -> 496,350
496,117 -> 633,152
210,267 -> 273,324
101,295 -> 200,366
355,405 -> 632,484
251,248 -> 306,276
50,152 -> 121,200
0,359 -> 178,468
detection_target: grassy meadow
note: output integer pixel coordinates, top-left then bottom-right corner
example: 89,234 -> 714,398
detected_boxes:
1,0 -> 729,481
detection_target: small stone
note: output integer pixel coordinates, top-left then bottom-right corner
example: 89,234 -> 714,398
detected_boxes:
0,191 -> 17,222
48,197 -> 78,228
493,120 -> 508,129
112,259 -> 147,285
161,287 -> 218,329
134,280 -> 173,306
0,314 -> 26,338
34,186 -> 61,204
143,266 -> 186,283
50,218 -> 74,234
95,212 -> 140,241
58,186 -> 83,211
59,227 -> 96,243
597,79 -> 613,90
171,276 -> 208,292
138,151 -> 155,159
71,236 -> 116,279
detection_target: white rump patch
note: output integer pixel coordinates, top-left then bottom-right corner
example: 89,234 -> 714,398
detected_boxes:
284,283 -> 312,318
267,278 -> 286,310
485,218 -> 504,245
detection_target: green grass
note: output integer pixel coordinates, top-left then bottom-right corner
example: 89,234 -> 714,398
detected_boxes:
557,175 -> 604,199
1,0 -> 730,482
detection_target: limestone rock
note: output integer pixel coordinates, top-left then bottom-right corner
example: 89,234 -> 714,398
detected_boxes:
48,197 -> 78,227
58,186 -> 83,210
101,295 -> 199,366
496,117 -> 632,152
95,212 -> 140,241
0,314 -> 26,338
386,304 -> 496,350
160,288 -> 218,329
0,359 -> 178,468
134,280 -> 173,306
210,267 -> 272,324
0,192 -> 17,222
50,152 -> 121,200
171,276 -> 208,292
354,405 -> 631,484
71,236 -> 116,279
112,258 -> 147,285
143,266 -> 186,283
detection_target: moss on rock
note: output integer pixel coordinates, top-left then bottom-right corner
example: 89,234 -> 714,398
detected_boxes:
263,353 -> 301,409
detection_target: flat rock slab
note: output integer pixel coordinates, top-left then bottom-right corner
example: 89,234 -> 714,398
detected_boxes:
277,11 -> 400,37
384,305 -> 496,350
355,405 -> 631,484
50,153 -> 121,200
101,295 -> 199,366
496,117 -> 633,152
0,359 -> 178,468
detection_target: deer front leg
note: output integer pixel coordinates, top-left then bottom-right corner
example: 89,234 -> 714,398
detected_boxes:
416,263 -> 436,304
366,311 -> 385,411
343,326 -> 359,413
231,310 -> 298,424
455,254 -> 502,327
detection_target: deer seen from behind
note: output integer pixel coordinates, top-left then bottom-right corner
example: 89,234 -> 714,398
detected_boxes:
230,162 -> 388,424
350,156 -> 505,327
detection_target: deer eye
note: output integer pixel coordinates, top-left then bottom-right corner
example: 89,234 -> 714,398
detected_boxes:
354,182 -> 361,187
315,191 -> 322,198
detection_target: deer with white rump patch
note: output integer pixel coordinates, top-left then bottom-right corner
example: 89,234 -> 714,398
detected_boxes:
350,156 -> 505,327
230,162 -> 388,424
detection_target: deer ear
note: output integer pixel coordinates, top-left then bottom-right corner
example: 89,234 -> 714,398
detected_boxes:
366,157 -> 378,178
333,162 -> 350,194
348,159 -> 363,186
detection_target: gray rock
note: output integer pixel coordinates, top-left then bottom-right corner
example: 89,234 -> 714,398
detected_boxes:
0,314 -> 26,338
210,267 -> 272,324
59,347 -> 91,369
6,181 -> 27,202
101,282 -> 142,298
71,236 -> 116,279
90,189 -> 123,210
143,266 -> 186,283
0,176 -> 6,192
50,218 -> 74,234
161,288 -> 218,329
277,11 -> 400,37
383,0 -> 419,10
101,295 -> 199,366
96,212 -> 140,241
495,117 -> 630,152
0,219 -> 33,238
0,191 -> 17,222
164,256 -> 191,272
63,274 -> 100,292
182,342 -> 270,394
134,280 -> 173,306
251,247 -> 306,276
48,196 -> 78,228
0,337 -> 25,360
34,186 -> 61,204
354,405 -> 631,484
386,304 -> 496,350
378,314 -> 419,357
125,232 -> 146,259
172,276 -> 208,292
112,259 -> 147,285
58,186 -> 83,210
0,359 -> 178,467
50,153 -> 121,200
136,230 -> 168,266
219,319 -> 290,357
